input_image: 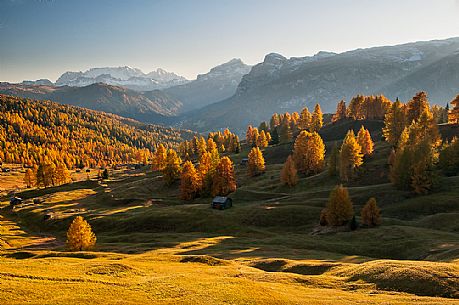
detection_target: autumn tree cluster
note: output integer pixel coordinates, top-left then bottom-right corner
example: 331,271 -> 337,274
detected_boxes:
0,94 -> 192,169
179,129 -> 241,158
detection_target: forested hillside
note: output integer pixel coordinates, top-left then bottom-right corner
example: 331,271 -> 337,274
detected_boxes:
0,94 -> 195,168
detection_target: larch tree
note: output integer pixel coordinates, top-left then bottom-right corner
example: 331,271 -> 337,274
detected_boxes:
180,161 -> 201,201
383,98 -> 406,147
24,168 -> 35,188
298,107 -> 312,131
406,91 -> 430,124
311,104 -> 323,132
357,126 -> 374,156
257,130 -> 269,148
293,130 -> 325,175
361,197 -> 381,227
163,149 -> 182,186
212,157 -> 236,196
325,185 -> 354,226
152,144 -> 167,171
328,142 -> 339,177
339,130 -> 363,182
280,155 -> 298,187
448,95 -> 459,124
246,125 -> 254,146
66,216 -> 96,251
332,100 -> 347,123
248,147 -> 265,176
55,163 -> 71,185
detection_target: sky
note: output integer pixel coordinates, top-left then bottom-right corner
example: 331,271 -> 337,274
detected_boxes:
1,0 -> 459,82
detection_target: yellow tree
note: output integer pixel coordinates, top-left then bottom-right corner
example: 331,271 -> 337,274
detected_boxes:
212,157 -> 236,196
406,91 -> 430,123
66,216 -> 96,251
257,130 -> 269,148
293,130 -> 325,175
357,126 -> 374,156
361,197 -> 381,227
163,149 -> 182,186
180,161 -> 201,200
152,143 -> 167,171
23,168 -> 35,188
383,99 -> 406,147
246,125 -> 254,146
280,155 -> 298,187
248,147 -> 265,176
55,163 -> 71,185
311,103 -> 323,132
325,185 -> 354,226
339,130 -> 363,182
298,107 -> 312,130
448,95 -> 459,124
332,100 -> 346,123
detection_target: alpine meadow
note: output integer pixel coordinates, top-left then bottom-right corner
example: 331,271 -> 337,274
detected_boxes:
0,1 -> 459,304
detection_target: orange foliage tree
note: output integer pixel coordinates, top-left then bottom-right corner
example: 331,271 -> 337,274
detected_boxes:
66,216 -> 96,251
280,155 -> 298,187
357,126 -> 374,156
248,147 -> 265,176
180,161 -> 201,200
361,197 -> 381,227
293,131 -> 325,175
339,130 -> 363,182
325,185 -> 354,226
212,157 -> 236,196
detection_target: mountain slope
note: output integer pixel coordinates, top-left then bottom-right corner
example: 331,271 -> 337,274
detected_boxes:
0,82 -> 182,124
164,59 -> 251,113
181,38 -> 459,132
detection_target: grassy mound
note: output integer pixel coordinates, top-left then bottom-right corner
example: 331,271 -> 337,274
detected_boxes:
332,260 -> 459,298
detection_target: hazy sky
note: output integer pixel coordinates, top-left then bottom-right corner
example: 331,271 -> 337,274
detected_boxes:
1,0 -> 459,82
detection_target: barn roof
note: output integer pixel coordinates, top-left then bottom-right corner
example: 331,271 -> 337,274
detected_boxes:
213,196 -> 229,203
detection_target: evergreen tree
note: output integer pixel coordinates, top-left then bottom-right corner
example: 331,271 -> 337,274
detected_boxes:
325,185 -> 354,226
270,127 -> 280,145
66,216 -> 96,251
248,147 -> 265,176
212,157 -> 236,196
101,168 -> 109,180
361,197 -> 381,227
280,155 -> 298,187
180,161 -> 201,200
328,142 -> 339,177
339,130 -> 363,182
311,104 -> 323,132
438,137 -> 459,176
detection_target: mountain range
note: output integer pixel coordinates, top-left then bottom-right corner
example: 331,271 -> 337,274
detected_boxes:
3,37 -> 459,133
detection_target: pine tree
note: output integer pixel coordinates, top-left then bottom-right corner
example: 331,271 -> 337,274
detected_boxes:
361,197 -> 381,227
311,104 -> 323,132
180,161 -> 201,200
212,157 -> 236,196
298,107 -> 312,130
102,168 -> 109,180
270,127 -> 280,145
357,126 -> 374,156
339,130 -> 363,182
325,185 -> 354,226
280,155 -> 298,187
163,149 -> 182,186
152,144 -> 167,171
66,216 -> 96,251
328,142 -> 339,177
279,120 -> 292,143
332,100 -> 347,123
293,130 -> 325,175
248,147 -> 265,176
23,168 -> 35,188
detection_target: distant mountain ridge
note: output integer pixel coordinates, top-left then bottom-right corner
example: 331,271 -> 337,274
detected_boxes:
55,66 -> 189,91
180,37 -> 459,132
0,82 -> 182,124
164,58 -> 251,113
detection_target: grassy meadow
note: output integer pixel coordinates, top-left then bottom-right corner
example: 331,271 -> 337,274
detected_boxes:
0,120 -> 458,304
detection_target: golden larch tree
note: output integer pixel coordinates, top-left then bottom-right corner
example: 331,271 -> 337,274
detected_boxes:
257,130 -> 269,148
23,168 -> 35,188
325,185 -> 354,226
298,107 -> 312,130
293,130 -> 325,175
163,149 -> 182,186
248,147 -> 265,176
280,155 -> 298,187
448,95 -> 459,124
361,197 -> 381,227
212,157 -> 236,196
357,126 -> 374,156
383,99 -> 406,147
311,103 -> 323,132
180,161 -> 201,200
55,163 -> 71,185
66,216 -> 96,251
332,100 -> 347,123
152,144 -> 167,171
339,130 -> 363,182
